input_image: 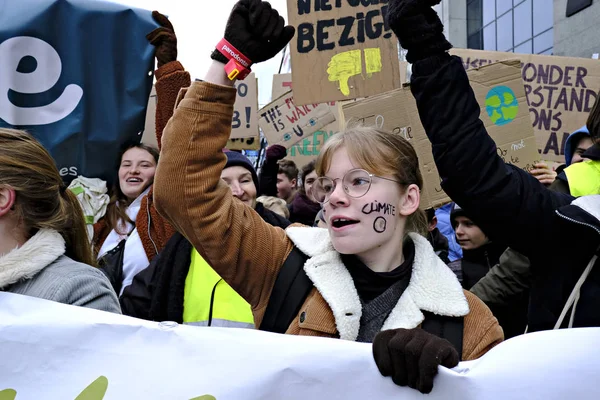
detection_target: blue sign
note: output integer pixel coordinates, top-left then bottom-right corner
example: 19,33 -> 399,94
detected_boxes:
0,0 -> 158,184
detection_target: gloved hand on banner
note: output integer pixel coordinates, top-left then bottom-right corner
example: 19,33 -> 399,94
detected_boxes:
372,327 -> 459,394
146,11 -> 178,68
385,0 -> 452,64
211,0 -> 295,66
266,144 -> 287,161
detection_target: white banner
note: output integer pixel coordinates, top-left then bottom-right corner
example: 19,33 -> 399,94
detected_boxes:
0,292 -> 599,399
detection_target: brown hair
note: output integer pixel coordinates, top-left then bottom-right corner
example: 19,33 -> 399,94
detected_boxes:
105,143 -> 159,235
587,92 -> 600,143
316,125 -> 428,236
0,128 -> 93,265
277,159 -> 299,182
299,160 -> 317,196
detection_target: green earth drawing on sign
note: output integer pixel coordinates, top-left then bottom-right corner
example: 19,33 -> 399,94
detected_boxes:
485,85 -> 519,126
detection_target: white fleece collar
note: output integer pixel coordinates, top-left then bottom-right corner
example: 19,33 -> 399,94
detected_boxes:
285,227 -> 469,341
0,229 -> 65,289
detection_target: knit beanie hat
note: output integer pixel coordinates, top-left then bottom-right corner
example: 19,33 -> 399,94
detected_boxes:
449,203 -> 466,228
224,151 -> 259,190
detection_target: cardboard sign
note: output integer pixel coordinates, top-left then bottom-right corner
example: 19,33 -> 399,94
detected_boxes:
231,73 -> 259,139
271,73 -> 341,166
287,128 -> 337,168
451,48 -> 600,163
343,60 -> 540,209
259,89 -> 336,148
142,79 -> 259,150
286,0 -> 401,105
141,86 -> 158,148
226,136 -> 261,151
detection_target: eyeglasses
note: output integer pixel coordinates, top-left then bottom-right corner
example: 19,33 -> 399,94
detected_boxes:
311,168 -> 404,204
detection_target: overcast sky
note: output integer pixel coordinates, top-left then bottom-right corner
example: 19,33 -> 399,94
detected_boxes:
112,0 -> 289,107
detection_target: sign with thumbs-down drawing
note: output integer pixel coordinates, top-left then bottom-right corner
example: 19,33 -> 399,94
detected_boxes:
259,89 -> 336,148
286,0 -> 401,105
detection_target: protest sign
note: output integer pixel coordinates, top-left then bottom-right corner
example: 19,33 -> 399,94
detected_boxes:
287,127 -> 337,168
226,136 -> 261,151
270,74 -> 340,166
0,0 -> 158,185
1,291 -> 600,399
231,73 -> 259,139
286,0 -> 401,105
259,89 -> 336,148
143,78 -> 259,150
451,48 -> 600,163
142,86 -> 158,148
343,60 -> 539,209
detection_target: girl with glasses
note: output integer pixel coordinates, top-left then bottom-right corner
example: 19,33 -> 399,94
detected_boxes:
153,0 -> 502,394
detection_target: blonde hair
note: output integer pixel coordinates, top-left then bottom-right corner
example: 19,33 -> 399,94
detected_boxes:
0,129 -> 93,265
316,125 -> 428,236
257,196 -> 290,219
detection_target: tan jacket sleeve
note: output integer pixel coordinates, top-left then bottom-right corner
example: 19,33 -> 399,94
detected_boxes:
154,61 -> 191,150
153,81 -> 294,323
462,290 -> 504,361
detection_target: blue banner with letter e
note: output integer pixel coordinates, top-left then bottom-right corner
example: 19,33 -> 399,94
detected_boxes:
0,0 -> 158,184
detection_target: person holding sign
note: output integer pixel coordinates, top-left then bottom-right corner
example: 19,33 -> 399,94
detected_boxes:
388,0 -> 600,338
154,0 -> 502,394
0,129 -> 120,313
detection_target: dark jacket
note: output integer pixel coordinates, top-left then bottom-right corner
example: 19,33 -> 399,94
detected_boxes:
258,152 -> 282,198
427,228 -> 450,264
448,242 -> 506,290
120,204 -> 290,321
288,192 -> 321,227
410,53 -> 600,332
470,248 -> 531,339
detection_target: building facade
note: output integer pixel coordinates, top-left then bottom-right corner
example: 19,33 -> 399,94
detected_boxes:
435,0 -> 600,58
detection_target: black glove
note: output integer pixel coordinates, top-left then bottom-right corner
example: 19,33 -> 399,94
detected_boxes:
385,0 -> 452,64
211,0 -> 295,66
266,144 -> 287,161
146,11 -> 178,68
373,328 -> 459,394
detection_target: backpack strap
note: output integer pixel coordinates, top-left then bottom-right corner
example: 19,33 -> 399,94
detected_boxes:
421,311 -> 464,361
260,246 -> 311,334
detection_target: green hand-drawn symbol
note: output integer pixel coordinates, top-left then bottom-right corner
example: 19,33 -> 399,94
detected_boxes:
74,376 -> 108,400
0,389 -> 16,400
2,377 -> 215,400
485,85 -> 519,126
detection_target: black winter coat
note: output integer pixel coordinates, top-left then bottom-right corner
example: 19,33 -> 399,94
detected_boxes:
449,241 -> 506,290
411,53 -> 600,332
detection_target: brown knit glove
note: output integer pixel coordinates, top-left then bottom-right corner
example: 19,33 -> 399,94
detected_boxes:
373,328 -> 459,394
146,11 -> 178,68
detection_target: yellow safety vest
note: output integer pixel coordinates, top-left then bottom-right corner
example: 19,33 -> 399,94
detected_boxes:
182,249 -> 255,329
564,160 -> 600,197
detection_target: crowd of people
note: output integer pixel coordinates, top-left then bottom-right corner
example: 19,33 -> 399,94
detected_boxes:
1,0 -> 599,395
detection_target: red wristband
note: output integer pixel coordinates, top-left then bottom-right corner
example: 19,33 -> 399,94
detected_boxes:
216,38 -> 252,80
